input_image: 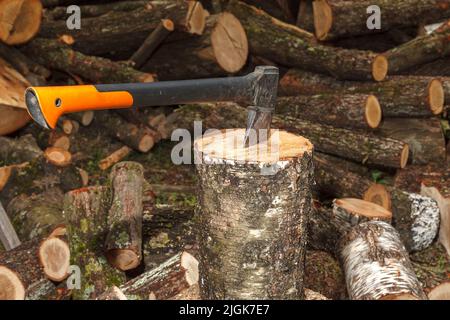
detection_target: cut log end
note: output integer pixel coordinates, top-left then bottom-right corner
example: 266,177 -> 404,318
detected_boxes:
400,144 -> 409,169
0,266 -> 24,300
428,79 -> 444,115
363,184 -> 392,210
80,111 -> 94,126
195,129 -> 313,163
365,95 -> 382,129
334,198 -> 392,220
162,19 -> 175,32
44,147 -> 72,167
312,0 -> 332,41
187,1 -> 207,35
181,252 -> 199,286
428,282 -> 450,300
0,0 -> 43,45
106,249 -> 140,271
138,135 -> 155,153
211,12 -> 248,73
39,237 -> 70,282
372,55 -> 388,82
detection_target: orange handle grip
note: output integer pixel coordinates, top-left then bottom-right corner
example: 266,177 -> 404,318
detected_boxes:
26,85 -> 133,129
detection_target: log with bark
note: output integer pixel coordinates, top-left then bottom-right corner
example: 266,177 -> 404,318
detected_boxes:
0,134 -> 43,164
98,146 -> 132,171
66,111 -> 94,127
296,0 -> 314,32
375,118 -> 446,165
119,251 -> 198,300
276,94 -> 382,130
384,20 -> 450,75
105,162 -> 144,271
39,1 -> 208,57
172,103 -> 410,169
143,12 -> 248,80
312,0 -> 450,41
194,129 -> 314,299
97,286 -> 127,300
227,0 -> 388,81
95,111 -> 158,153
0,0 -> 43,45
64,186 -> 126,300
340,221 -> 427,300
0,231 -> 70,300
279,69 -> 444,117
21,38 -> 155,84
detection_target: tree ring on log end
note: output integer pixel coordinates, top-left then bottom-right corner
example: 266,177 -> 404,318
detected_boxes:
312,0 -> 332,41
44,147 -> 72,167
162,19 -> 175,32
364,95 -> 382,129
195,129 -> 313,164
428,79 -> 444,115
186,1 -> 206,35
106,249 -> 140,271
211,13 -> 248,74
372,55 -> 388,82
363,184 -> 391,211
428,282 -> 450,300
334,198 -> 392,220
181,252 -> 199,286
39,237 -> 70,282
0,266 -> 24,300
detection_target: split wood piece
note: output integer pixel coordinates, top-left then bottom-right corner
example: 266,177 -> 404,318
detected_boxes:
143,12 -> 248,80
21,38 -> 155,84
0,233 -> 70,300
375,118 -> 446,165
304,250 -> 346,300
120,251 -> 199,300
365,187 -> 441,252
227,0 -> 388,81
48,131 -> 70,151
0,57 -> 30,110
64,186 -> 126,300
195,129 -> 314,299
0,42 -> 50,79
0,200 -> 20,251
39,1 -> 207,57
58,119 -> 79,135
312,0 -> 450,41
0,106 -> 30,136
99,146 -> 132,171
5,188 -> 64,242
384,21 -> 450,74
428,282 -> 450,300
44,147 -> 72,167
0,0 -> 43,45
276,94 -> 382,130
421,184 -> 450,257
341,221 -> 427,300
174,103 -> 409,169
97,286 -> 128,300
105,162 -> 144,271
46,1 -> 149,20
0,134 -> 43,164
279,69 -> 444,117
296,0 -> 314,32
130,19 -> 175,69
96,111 -> 156,153
66,111 -> 94,127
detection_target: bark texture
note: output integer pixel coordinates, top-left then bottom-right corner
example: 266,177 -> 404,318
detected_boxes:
227,0 -> 387,81
194,129 -> 314,299
340,221 -> 427,300
105,162 -> 144,271
64,186 -> 125,300
276,94 -> 381,129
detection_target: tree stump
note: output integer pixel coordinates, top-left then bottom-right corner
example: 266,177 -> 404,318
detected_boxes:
194,129 -> 314,299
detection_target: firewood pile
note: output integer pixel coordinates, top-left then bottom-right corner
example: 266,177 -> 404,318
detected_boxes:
0,0 -> 449,300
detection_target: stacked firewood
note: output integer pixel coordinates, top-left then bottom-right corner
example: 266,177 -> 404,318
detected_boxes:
0,0 -> 449,300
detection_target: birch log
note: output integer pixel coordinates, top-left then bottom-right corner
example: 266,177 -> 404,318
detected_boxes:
194,129 -> 314,299
340,221 -> 427,300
